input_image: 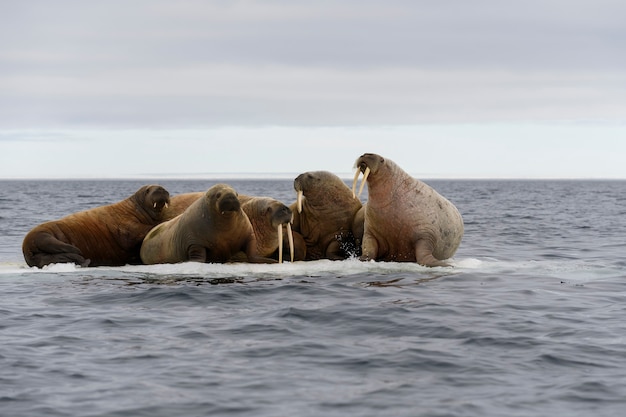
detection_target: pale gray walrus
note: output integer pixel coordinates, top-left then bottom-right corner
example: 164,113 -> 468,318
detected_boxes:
292,170 -> 363,260
22,185 -> 171,268
162,191 -> 299,262
352,153 -> 464,267
140,184 -> 277,264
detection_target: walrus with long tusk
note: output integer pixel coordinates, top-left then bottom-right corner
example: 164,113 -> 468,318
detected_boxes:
162,191 -> 298,263
22,184 -> 171,268
140,184 -> 281,264
232,195 -> 300,262
291,170 -> 363,260
352,153 -> 464,267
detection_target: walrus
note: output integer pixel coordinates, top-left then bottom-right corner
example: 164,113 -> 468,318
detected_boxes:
291,170 -> 363,260
231,195 -> 301,262
140,184 -> 276,264
164,192 -> 300,262
22,185 -> 171,268
352,153 -> 464,267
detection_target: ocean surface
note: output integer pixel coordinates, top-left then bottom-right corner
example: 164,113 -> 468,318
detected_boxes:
1,178 -> 625,417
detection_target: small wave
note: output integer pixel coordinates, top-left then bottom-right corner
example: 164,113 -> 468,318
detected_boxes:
451,258 -> 484,268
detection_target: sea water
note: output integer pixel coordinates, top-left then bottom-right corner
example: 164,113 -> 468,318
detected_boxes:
1,179 -> 625,417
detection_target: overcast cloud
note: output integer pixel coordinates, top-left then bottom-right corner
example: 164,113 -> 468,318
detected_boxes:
1,0 -> 625,178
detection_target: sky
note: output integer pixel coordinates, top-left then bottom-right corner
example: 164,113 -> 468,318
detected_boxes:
1,0 -> 625,179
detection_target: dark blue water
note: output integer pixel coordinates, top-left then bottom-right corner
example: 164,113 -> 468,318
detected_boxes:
1,179 -> 626,417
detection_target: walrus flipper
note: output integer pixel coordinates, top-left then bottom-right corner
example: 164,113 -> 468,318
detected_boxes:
26,232 -> 89,267
30,252 -> 89,268
325,240 -> 346,261
359,233 -> 379,262
33,232 -> 82,254
187,245 -> 207,263
415,240 -> 451,267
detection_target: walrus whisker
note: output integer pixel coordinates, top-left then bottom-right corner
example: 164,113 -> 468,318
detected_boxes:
358,167 -> 370,198
296,190 -> 303,213
277,224 -> 283,263
286,222 -> 294,262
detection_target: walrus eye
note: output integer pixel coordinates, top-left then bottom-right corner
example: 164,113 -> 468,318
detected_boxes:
215,193 -> 222,199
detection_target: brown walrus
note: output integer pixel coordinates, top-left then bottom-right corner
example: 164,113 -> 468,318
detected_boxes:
164,192 -> 300,262
237,195 -> 300,262
139,184 -> 276,264
22,185 -> 171,268
352,153 -> 464,267
291,170 -> 363,260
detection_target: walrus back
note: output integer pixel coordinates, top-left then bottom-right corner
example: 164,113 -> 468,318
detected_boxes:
22,207 -> 125,267
61,201 -> 153,266
431,197 -> 464,259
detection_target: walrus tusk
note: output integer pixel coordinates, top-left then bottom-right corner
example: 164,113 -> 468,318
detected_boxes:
278,224 -> 283,263
153,202 -> 157,208
296,190 -> 303,213
352,166 -> 370,198
286,222 -> 294,262
165,202 -> 169,208
352,169 -> 361,198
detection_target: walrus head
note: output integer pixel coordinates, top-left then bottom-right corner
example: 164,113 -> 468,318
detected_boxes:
293,170 -> 349,213
140,185 -> 171,217
247,198 -> 294,263
208,184 -> 241,215
271,203 -> 294,263
293,172 -> 315,213
352,153 -> 385,198
269,203 -> 293,228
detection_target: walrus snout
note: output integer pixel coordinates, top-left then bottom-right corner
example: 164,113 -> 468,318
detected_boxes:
355,153 -> 384,172
271,204 -> 293,226
355,158 -> 369,173
352,153 -> 384,198
294,171 -> 330,213
294,173 -> 304,189
294,172 -> 323,191
352,162 -> 371,199
147,186 -> 171,212
293,175 -> 306,213
152,196 -> 170,211
218,193 -> 241,213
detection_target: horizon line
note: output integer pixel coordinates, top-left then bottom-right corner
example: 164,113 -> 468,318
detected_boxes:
1,172 -> 625,181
